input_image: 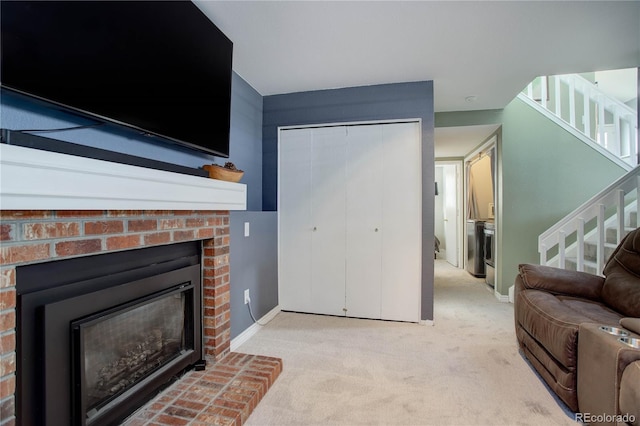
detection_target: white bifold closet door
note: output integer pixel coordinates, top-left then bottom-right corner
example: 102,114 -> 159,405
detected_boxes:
278,121 -> 421,322
278,128 -> 313,313
378,123 -> 421,321
344,124 -> 383,319
278,126 -> 347,317
309,127 -> 347,316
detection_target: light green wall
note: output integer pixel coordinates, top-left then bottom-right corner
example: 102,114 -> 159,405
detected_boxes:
435,96 -> 628,296
498,96 -> 627,294
436,110 -> 503,128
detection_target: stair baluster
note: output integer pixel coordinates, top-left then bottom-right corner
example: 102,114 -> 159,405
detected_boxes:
538,167 -> 640,275
523,73 -> 637,169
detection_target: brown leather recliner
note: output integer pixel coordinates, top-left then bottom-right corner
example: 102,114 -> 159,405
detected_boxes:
620,360 -> 640,424
514,227 -> 640,413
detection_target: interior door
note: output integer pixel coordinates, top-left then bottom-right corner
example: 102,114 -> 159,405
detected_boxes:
443,164 -> 459,267
344,125 -> 383,319
278,128 -> 313,312
310,127 -> 347,316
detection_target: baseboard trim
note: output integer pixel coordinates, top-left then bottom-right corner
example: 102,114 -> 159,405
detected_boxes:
230,305 -> 281,351
494,292 -> 510,303
420,319 -> 435,326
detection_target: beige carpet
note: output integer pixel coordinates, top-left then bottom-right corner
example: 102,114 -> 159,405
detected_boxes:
238,260 -> 577,425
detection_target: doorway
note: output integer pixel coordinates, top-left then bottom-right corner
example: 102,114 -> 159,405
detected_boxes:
434,125 -> 502,303
435,161 -> 463,268
464,136 -> 498,289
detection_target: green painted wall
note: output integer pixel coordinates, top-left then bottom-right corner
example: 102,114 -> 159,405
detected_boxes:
497,96 -> 627,295
436,109 -> 503,128
435,96 -> 629,297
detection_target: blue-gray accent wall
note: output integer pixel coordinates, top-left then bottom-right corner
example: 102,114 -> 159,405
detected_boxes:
228,74 -> 263,211
0,72 -> 264,211
229,211 -> 278,338
262,81 -> 436,321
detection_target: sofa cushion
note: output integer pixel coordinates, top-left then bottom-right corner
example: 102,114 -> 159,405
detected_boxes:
516,288 -> 622,368
556,297 -> 624,324
602,228 -> 640,317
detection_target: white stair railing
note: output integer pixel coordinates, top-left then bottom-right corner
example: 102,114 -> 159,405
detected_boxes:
539,166 -> 640,275
523,74 -> 638,168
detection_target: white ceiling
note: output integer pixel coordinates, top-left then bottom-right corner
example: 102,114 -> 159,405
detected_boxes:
195,0 -> 640,156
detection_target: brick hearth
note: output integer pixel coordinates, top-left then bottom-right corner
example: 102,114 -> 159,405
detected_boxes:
0,210 -> 280,426
123,353 -> 282,426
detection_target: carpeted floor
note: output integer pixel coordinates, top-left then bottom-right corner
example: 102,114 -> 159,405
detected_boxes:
238,260 -> 577,425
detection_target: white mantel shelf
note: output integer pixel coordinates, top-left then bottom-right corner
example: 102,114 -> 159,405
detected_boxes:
0,144 -> 247,211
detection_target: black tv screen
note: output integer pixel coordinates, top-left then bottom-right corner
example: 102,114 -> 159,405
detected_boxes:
1,1 -> 233,158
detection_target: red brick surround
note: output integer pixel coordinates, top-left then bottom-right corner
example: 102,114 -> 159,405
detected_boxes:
0,209 -> 278,426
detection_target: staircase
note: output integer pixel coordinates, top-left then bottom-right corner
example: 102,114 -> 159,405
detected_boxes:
538,167 -> 640,275
521,73 -> 638,170
526,72 -> 639,275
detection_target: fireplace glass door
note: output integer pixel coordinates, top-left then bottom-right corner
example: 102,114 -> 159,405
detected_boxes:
72,284 -> 194,424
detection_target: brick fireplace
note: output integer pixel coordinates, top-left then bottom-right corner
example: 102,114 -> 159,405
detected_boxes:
0,209 -> 281,425
0,142 -> 281,425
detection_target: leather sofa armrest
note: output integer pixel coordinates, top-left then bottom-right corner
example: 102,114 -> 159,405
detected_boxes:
620,361 -> 640,426
518,263 -> 604,301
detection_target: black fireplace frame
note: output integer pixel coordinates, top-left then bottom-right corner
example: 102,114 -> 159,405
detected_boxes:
16,242 -> 203,426
56,267 -> 200,426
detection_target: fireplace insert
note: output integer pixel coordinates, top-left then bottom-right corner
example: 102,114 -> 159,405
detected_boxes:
17,242 -> 203,426
69,279 -> 197,425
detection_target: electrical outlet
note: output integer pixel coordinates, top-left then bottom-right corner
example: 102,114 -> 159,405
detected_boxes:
244,289 -> 250,305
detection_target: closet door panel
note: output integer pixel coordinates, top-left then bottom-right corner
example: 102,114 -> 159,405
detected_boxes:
278,129 -> 313,312
345,125 -> 383,319
380,122 -> 422,322
310,127 -> 347,316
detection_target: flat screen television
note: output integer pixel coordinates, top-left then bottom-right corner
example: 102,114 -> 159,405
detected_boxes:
1,1 -> 233,158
